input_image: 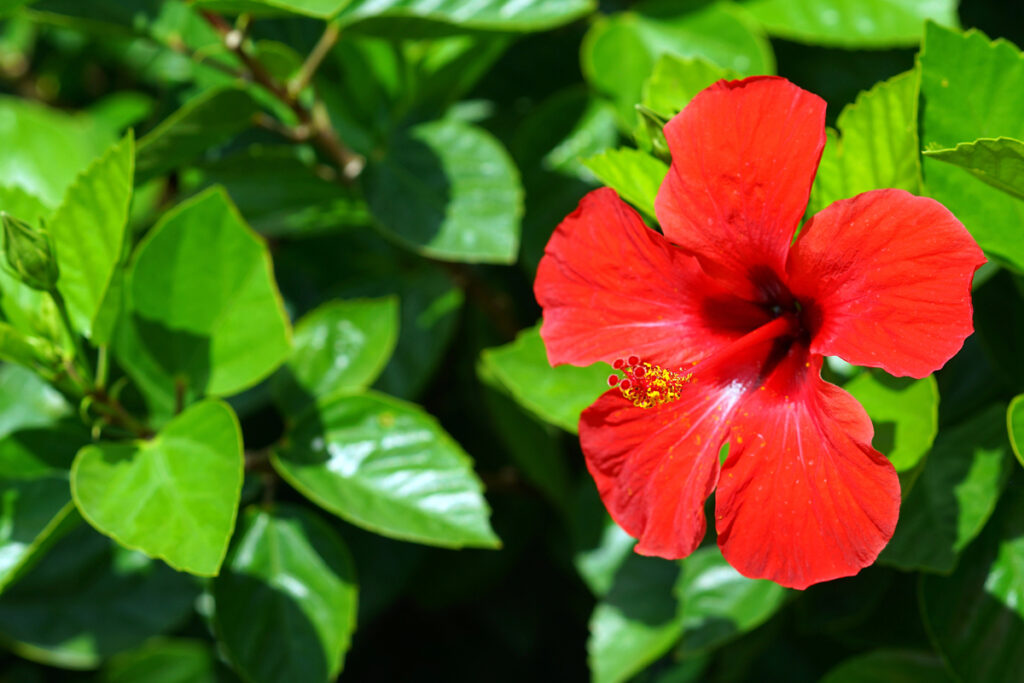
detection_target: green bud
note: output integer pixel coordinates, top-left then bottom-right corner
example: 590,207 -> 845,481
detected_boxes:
634,105 -> 672,165
1,211 -> 59,292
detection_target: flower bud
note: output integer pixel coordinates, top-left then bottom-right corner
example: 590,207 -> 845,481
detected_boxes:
1,212 -> 59,292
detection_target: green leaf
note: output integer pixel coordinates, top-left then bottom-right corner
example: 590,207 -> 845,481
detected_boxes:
365,118 -> 523,264
190,0 -> 348,18
114,187 -> 292,416
334,0 -> 595,33
1009,395 -> 1024,470
102,640 -> 223,683
641,54 -> 740,119
820,649 -> 950,683
0,96 -> 115,207
213,505 -> 358,683
676,546 -> 787,655
135,87 -> 260,184
71,399 -> 244,576
0,321 -> 59,372
582,148 -> 668,219
919,24 -> 1024,272
588,553 -> 683,683
810,68 -> 921,213
879,404 -> 1011,573
272,391 -> 500,549
741,0 -> 959,47
272,297 -> 400,416
480,324 -> 609,434
920,482 -> 1024,683
924,137 -> 1024,201
844,370 -> 938,472
0,365 -> 82,593
0,524 -> 198,669
582,2 -> 774,124
49,132 -> 134,338
189,147 -> 371,238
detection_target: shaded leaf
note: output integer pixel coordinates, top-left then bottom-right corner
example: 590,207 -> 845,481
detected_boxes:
844,370 -> 938,472
820,649 -> 950,683
880,404 -> 1011,573
213,505 -> 358,683
365,118 -> 523,264
335,0 -> 595,34
0,524 -> 198,669
102,639 -> 224,683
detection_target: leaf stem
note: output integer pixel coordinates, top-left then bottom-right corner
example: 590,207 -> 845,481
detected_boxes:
50,289 -> 94,387
288,20 -> 341,101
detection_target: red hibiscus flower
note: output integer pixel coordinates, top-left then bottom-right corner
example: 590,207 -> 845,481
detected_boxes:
534,76 -> 986,590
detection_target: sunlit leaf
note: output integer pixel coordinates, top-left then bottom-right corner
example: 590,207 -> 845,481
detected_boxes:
272,391 -> 500,549
582,148 -> 668,220
924,136 -> 1024,201
810,68 -> 921,213
742,0 -> 959,47
844,370 -> 938,472
71,400 -> 243,576
480,324 -> 609,434
919,24 -> 1024,272
1008,394 -> 1024,471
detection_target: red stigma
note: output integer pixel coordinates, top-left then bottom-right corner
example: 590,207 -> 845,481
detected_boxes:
613,358 -> 625,369
608,375 -> 620,387
628,355 -> 640,366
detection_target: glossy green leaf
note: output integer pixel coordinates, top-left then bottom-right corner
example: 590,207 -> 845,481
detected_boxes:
272,297 -> 400,416
49,132 -> 133,338
588,553 -> 683,683
919,24 -> 1024,272
272,391 -> 500,549
582,148 -> 668,219
274,229 -> 463,399
480,324 -> 609,434
676,546 -> 787,655
213,506 -> 357,683
190,0 -> 347,17
135,87 -> 260,184
365,118 -> 523,264
0,96 -> 115,207
810,68 -> 921,213
335,0 -> 595,33
71,399 -> 244,576
880,404 -> 1011,573
190,147 -> 371,237
0,365 -> 80,593
0,524 -> 198,669
641,54 -> 739,119
742,0 -> 958,47
844,370 -> 939,472
924,136 -> 1024,201
582,2 -> 773,123
102,640 -> 222,683
114,187 -> 292,416
921,482 -> 1024,683
820,649 -> 950,683
1009,395 -> 1024,470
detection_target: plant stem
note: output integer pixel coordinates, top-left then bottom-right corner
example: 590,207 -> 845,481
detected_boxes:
288,21 -> 341,100
50,289 -> 94,387
200,10 -> 364,182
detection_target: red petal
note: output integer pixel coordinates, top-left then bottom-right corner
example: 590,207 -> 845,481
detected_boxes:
580,387 -> 738,559
715,354 -> 900,590
656,76 -> 825,295
535,187 -> 768,368
787,189 -> 986,378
